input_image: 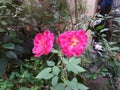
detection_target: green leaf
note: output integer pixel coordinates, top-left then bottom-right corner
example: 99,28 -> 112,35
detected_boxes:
110,47 -> 120,51
51,83 -> 65,90
0,58 -> 8,76
65,87 -> 71,90
5,51 -> 17,59
43,74 -> 53,80
0,28 -> 6,32
36,67 -> 53,79
51,76 -> 58,86
52,48 -> 59,54
71,63 -> 86,73
15,46 -> 24,52
0,6 -> 6,9
77,83 -> 88,90
52,66 -> 60,75
10,72 -> 20,80
66,63 -> 78,74
71,78 -> 77,83
64,78 -> 88,90
2,43 -> 15,49
113,30 -> 120,33
66,62 -> 86,74
91,73 -> 98,79
64,79 -> 78,90
47,61 -> 55,66
0,20 -> 7,25
100,28 -> 108,33
62,58 -> 69,64
82,24 -> 88,30
9,31 -> 16,38
114,17 -> 120,24
21,71 -> 31,78
101,34 -> 106,37
64,80 -> 77,89
96,25 -> 104,30
69,57 -> 81,65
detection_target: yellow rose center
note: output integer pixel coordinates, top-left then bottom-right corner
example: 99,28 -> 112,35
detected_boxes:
71,37 -> 78,46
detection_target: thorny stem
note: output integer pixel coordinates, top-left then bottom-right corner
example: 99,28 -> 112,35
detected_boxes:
59,56 -> 68,81
63,64 -> 68,80
47,53 -> 55,61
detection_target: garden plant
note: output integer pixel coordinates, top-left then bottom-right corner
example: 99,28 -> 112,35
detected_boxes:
0,0 -> 120,90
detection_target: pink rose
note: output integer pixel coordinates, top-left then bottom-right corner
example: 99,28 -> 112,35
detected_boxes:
57,30 -> 88,57
32,30 -> 54,57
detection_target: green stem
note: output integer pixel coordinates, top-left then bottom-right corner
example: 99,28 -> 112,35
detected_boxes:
47,53 -> 55,61
63,64 -> 68,80
60,56 -> 68,81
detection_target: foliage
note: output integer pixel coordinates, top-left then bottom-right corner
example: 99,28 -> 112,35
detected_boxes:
36,50 -> 88,90
0,1 -> 24,76
0,57 -> 44,90
85,13 -> 120,90
0,0 -> 120,90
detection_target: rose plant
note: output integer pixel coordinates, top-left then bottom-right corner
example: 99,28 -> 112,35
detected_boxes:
32,30 -> 54,57
32,29 -> 88,90
57,30 -> 88,57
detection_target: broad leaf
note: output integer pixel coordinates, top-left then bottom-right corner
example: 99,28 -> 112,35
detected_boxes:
66,63 -> 78,74
36,67 -> 53,79
64,79 -> 79,90
47,61 -> 55,66
62,58 -> 69,64
15,46 -> 24,53
77,83 -> 88,90
52,66 -> 60,75
52,48 -> 59,54
2,43 -> 15,49
69,57 -> 81,65
0,6 -> 6,9
51,76 -> 58,86
9,31 -> 16,38
64,80 -> 77,89
0,20 -> 7,25
110,47 -> 120,51
96,25 -> 104,30
64,78 -> 88,90
66,63 -> 86,74
100,28 -> 108,33
5,51 -> 17,59
71,63 -> 86,73
71,78 -> 77,83
51,83 -> 65,90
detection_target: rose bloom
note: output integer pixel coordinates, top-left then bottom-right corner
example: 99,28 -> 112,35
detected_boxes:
32,30 -> 54,57
57,30 -> 88,57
